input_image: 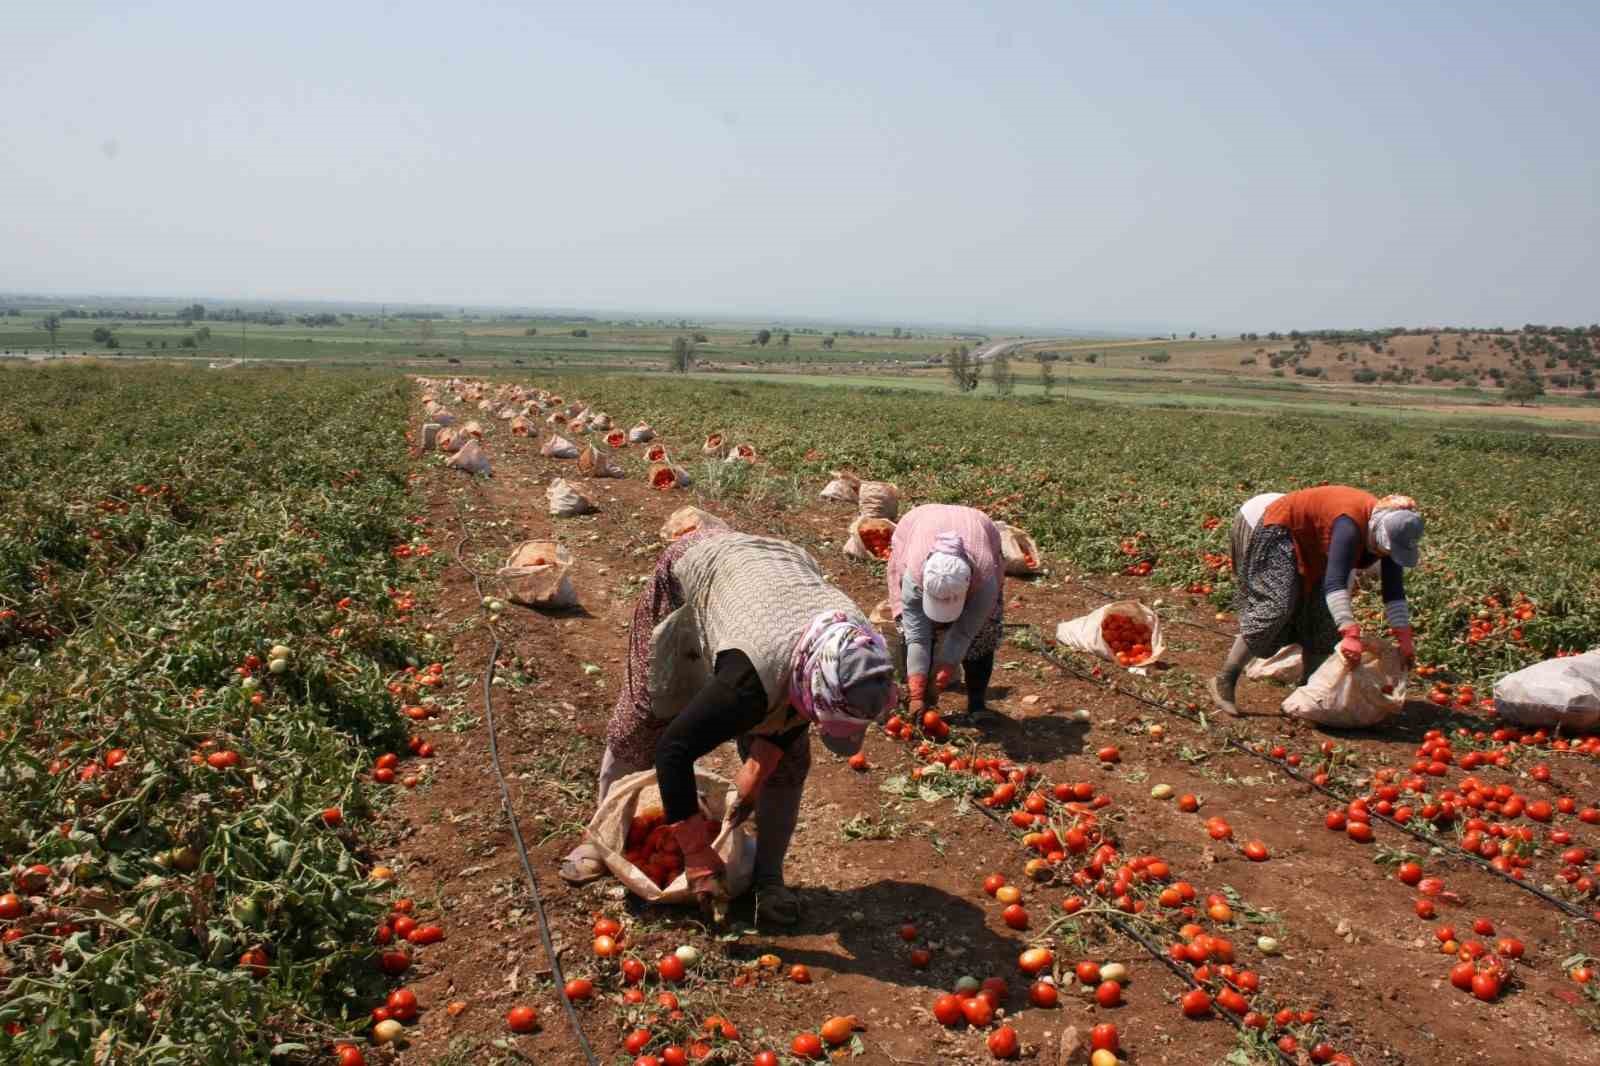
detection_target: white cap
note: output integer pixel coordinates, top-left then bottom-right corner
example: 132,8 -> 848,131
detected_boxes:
922,552 -> 972,624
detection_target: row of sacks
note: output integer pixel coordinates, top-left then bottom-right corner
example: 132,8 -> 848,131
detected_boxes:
700,432 -> 758,463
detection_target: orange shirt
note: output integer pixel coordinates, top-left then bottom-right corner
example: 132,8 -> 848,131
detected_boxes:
1261,486 -> 1377,593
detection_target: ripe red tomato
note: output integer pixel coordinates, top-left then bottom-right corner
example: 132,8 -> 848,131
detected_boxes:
1018,947 -> 1053,975
408,924 -> 443,945
1449,961 -> 1476,991
335,1045 -> 367,1066
899,923 -> 918,942
0,893 -> 23,920
1414,899 -> 1437,919
506,1005 -> 538,1033
621,957 -> 646,984
392,915 -> 417,939
791,1033 -> 824,1060
1181,988 -> 1212,1018
1094,980 -> 1122,1007
983,874 -> 1007,896
594,916 -> 623,938
657,956 -> 686,983
1242,840 -> 1269,862
1001,904 -> 1028,929
625,1030 -> 653,1055
1472,918 -> 1495,936
321,807 -> 343,827
1075,960 -> 1102,984
1496,937 -> 1524,959
1096,746 -> 1121,764
788,963 -> 811,984
1471,970 -> 1501,1001
1090,1023 -> 1119,1052
932,994 -> 964,1027
961,996 -> 993,1027
1029,981 -> 1058,1008
848,752 -> 869,771
753,1053 -> 779,1066
1397,862 -> 1422,885
378,950 -> 411,976
1347,822 -> 1374,843
987,1026 -> 1020,1059
661,1046 -> 687,1066
564,978 -> 594,1002
386,988 -> 418,1021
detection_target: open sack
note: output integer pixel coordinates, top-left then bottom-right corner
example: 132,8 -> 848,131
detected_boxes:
997,522 -> 1042,576
584,768 -> 757,905
844,516 -> 896,561
548,478 -> 599,517
1055,600 -> 1166,668
819,471 -> 860,503
496,540 -> 577,609
659,506 -> 730,542
444,439 -> 492,476
858,481 -> 900,520
1281,637 -> 1408,728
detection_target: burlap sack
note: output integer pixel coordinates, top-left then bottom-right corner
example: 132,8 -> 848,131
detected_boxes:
858,481 -> 900,520
590,412 -> 612,430
605,430 -> 628,449
628,422 -> 656,443
1493,651 -> 1600,730
570,415 -> 592,433
578,444 -> 624,478
436,427 -> 463,453
702,432 -> 727,457
659,506 -> 730,542
844,516 -> 896,561
1282,638 -> 1408,728
644,443 -> 669,463
445,439 -> 492,476
820,471 -> 860,503
547,411 -> 569,426
462,420 -> 486,439
541,434 -> 580,459
998,522 -> 1043,576
496,540 -> 577,609
1054,601 -> 1166,667
584,768 -> 756,905
547,478 -> 598,517
1246,645 -> 1304,683
724,443 -> 757,463
650,463 -> 692,491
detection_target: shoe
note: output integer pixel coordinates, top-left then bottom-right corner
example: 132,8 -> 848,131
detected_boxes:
1207,676 -> 1241,717
754,882 -> 801,926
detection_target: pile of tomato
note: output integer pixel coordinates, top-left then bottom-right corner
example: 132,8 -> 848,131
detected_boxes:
855,522 -> 894,560
1101,613 -> 1154,666
625,806 -> 685,889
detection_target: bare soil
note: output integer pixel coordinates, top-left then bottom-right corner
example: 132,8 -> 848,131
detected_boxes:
367,385 -> 1600,1066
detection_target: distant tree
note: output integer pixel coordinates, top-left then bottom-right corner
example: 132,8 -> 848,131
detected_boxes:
91,326 -> 112,344
524,327 -> 538,335
1085,352 -> 1099,364
821,336 -> 835,350
779,332 -> 790,348
991,345 -> 1014,397
892,327 -> 902,339
179,335 -> 197,348
756,329 -> 772,347
1188,331 -> 1197,339
571,328 -> 589,337
1148,350 -> 1171,364
43,314 -> 60,350
693,332 -> 708,343
105,337 -> 119,349
948,345 -> 981,392
1038,352 -> 1056,399
419,318 -> 435,344
195,326 -> 211,342
1503,374 -> 1543,406
669,335 -> 695,373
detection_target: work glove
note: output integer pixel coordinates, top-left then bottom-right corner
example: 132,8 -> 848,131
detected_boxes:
1392,626 -> 1416,667
727,737 -> 783,829
933,663 -> 957,697
669,812 -> 726,899
1338,625 -> 1364,667
907,674 -> 933,715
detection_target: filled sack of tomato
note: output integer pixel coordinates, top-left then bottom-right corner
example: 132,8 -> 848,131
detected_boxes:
857,481 -> 900,521
649,462 -> 693,491
819,470 -> 860,503
659,506 -> 730,543
578,445 -> 625,479
1282,637 -> 1407,727
997,522 -> 1043,576
1055,601 -> 1166,669
1245,644 -> 1303,683
1492,651 -> 1600,731
540,434 -> 580,459
585,768 -> 756,904
445,439 -> 492,476
496,540 -> 577,609
547,478 -> 598,517
844,517 -> 896,562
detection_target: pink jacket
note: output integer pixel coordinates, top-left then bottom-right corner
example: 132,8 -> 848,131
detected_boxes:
887,504 -> 1002,620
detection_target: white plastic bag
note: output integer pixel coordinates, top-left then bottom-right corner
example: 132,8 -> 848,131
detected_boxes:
1246,645 -> 1304,683
659,506 -> 730,542
997,522 -> 1042,576
820,471 -> 860,503
1493,652 -> 1600,731
540,434 -> 580,459
1281,638 -> 1407,727
702,432 -> 727,457
444,439 -> 492,476
547,478 -> 598,517
649,463 -> 692,490
496,541 -> 577,609
509,416 -> 533,437
628,422 -> 656,443
584,768 -> 756,905
724,443 -> 757,463
1054,601 -> 1166,667
461,420 -> 485,439
844,516 -> 896,561
858,481 -> 900,520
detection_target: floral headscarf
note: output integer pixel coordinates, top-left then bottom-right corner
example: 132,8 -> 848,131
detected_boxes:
789,610 -> 897,736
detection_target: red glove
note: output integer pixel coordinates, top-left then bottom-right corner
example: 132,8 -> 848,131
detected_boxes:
933,664 -> 956,694
669,813 -> 725,897
728,738 -> 783,828
1338,625 -> 1364,667
1392,626 -> 1416,666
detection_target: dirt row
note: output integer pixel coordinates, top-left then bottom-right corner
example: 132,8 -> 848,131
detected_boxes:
369,383 -> 1599,1066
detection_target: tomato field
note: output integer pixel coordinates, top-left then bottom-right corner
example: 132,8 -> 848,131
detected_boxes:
3,365 -> 1598,1066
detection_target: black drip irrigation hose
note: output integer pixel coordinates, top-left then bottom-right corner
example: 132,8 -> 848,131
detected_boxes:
1019,624 -> 1600,928
453,532 -> 603,1066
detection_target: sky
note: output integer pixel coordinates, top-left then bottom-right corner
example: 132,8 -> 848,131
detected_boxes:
3,1 -> 1597,332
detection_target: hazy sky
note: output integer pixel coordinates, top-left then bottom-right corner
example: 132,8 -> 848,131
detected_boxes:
5,1 -> 1597,331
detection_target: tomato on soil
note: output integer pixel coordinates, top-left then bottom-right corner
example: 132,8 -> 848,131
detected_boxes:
506,1005 -> 538,1033
987,1026 -> 1020,1059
